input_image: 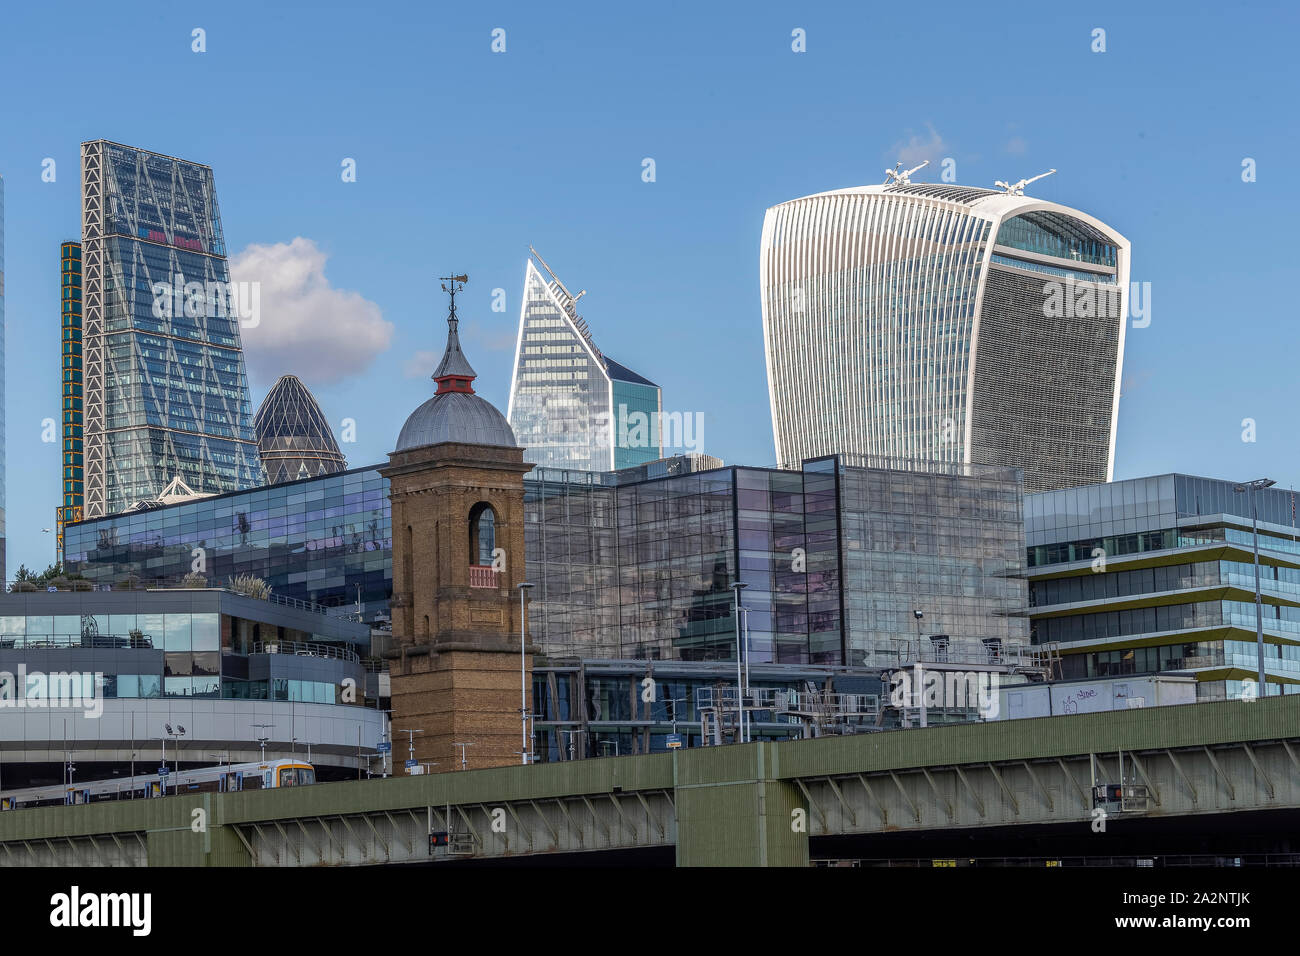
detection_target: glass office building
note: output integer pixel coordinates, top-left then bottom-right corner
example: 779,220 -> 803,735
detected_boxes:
508,249 -> 663,472
1027,474 -> 1300,699
524,454 -> 1026,666
67,454 -> 1027,664
761,182 -> 1130,492
57,241 -> 84,559
64,466 -> 391,618
79,140 -> 261,518
0,588 -> 380,786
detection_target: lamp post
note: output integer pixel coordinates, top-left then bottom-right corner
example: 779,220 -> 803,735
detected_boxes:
913,610 -> 927,728
518,582 -> 535,765
1235,478 -> 1275,699
163,723 -> 186,794
730,581 -> 748,744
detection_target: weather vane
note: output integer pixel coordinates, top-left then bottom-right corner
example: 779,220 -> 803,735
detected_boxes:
439,273 -> 469,321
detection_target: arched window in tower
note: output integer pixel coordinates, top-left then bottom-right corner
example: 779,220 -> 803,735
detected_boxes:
469,502 -> 497,570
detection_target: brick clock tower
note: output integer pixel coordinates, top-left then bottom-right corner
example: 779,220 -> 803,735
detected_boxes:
380,276 -> 534,772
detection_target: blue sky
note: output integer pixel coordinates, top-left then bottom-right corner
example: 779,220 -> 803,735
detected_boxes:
0,0 -> 1295,573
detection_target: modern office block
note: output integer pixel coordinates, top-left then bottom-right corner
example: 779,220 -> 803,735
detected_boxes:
508,248 -> 663,472
1027,474 -> 1300,699
0,587 -> 381,785
79,140 -> 261,518
63,466 -> 391,617
761,181 -> 1130,492
66,453 -> 1028,665
523,453 -> 1027,666
255,374 -> 348,484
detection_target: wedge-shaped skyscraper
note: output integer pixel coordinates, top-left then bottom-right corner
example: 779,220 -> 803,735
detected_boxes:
761,182 -> 1130,492
80,140 -> 261,517
508,249 -> 662,472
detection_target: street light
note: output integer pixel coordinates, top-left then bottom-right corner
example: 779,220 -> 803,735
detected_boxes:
1235,478 -> 1276,699
730,581 -> 749,744
518,582 -> 535,765
913,610 -> 927,728
163,724 -> 186,794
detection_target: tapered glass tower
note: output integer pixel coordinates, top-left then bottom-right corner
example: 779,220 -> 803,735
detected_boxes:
80,140 -> 261,517
507,248 -> 662,472
761,181 -> 1130,492
255,374 -> 348,484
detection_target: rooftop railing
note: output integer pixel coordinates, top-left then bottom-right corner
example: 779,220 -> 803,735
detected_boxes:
3,579 -> 343,618
252,640 -> 359,664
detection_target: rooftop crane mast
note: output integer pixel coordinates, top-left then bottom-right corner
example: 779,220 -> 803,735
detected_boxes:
883,159 -> 929,186
994,168 -> 1056,196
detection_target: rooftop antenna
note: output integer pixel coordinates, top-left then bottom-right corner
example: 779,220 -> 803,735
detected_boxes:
994,168 -> 1056,196
883,160 -> 929,186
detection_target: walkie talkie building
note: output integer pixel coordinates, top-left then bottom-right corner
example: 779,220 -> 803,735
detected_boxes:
760,182 -> 1130,492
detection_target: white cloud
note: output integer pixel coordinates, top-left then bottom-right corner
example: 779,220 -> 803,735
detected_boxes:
1004,136 -> 1028,155
230,237 -> 393,385
403,349 -> 442,379
890,123 -> 949,168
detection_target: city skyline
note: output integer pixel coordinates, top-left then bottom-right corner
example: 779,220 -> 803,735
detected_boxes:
0,2 -> 1296,574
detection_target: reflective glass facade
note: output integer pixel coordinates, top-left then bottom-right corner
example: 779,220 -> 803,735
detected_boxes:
1027,474 -> 1300,698
80,141 -> 261,518
835,456 -> 1028,666
508,255 -> 662,472
761,183 -> 1130,492
64,467 -> 391,616
0,590 -> 367,702
524,455 -> 1026,665
68,454 -> 1026,665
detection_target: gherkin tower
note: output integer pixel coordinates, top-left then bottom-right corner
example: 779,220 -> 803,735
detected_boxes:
254,374 -> 347,485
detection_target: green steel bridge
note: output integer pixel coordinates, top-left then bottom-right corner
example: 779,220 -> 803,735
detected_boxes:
2,696 -> 1298,867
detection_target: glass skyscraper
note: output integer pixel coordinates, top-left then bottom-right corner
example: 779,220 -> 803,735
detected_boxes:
79,140 -> 261,518
761,181 -> 1131,492
254,374 -> 348,484
508,248 -> 663,472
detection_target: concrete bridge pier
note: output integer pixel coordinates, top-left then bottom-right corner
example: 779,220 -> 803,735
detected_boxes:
674,742 -> 809,867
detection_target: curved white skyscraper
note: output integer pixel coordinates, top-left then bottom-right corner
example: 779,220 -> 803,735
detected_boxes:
760,182 -> 1130,492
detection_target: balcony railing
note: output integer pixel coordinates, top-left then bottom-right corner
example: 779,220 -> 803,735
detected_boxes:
469,566 -> 500,589
252,640 -> 359,663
